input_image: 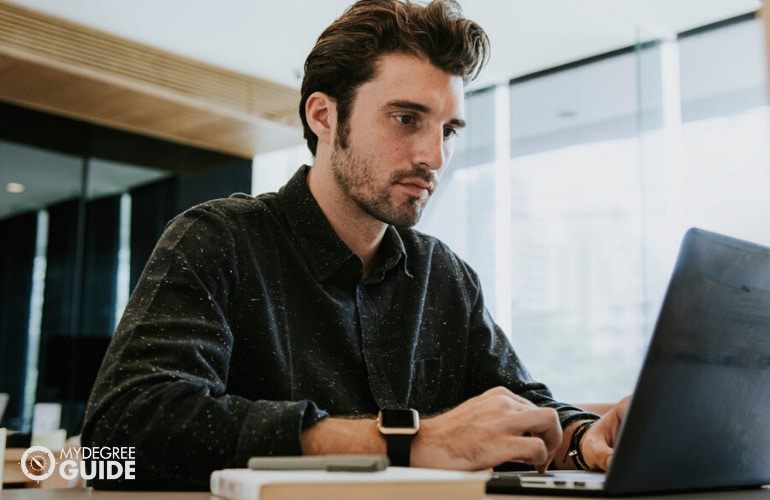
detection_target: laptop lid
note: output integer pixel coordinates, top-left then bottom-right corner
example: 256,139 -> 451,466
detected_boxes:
605,227 -> 770,494
487,228 -> 770,496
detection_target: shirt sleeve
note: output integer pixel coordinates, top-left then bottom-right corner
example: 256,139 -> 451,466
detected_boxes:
81,202 -> 328,490
457,254 -> 598,430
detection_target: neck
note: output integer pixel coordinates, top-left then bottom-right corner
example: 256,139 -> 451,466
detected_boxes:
306,164 -> 387,277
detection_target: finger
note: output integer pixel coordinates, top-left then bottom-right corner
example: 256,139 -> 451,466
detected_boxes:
502,435 -> 550,469
499,408 -> 562,474
505,407 -> 563,453
582,429 -> 615,471
586,443 -> 613,471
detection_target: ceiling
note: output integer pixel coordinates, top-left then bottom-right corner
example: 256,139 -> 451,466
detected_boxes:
0,0 -> 764,220
3,0 -> 762,91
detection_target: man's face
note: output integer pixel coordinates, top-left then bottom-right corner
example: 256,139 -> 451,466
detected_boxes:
330,53 -> 465,228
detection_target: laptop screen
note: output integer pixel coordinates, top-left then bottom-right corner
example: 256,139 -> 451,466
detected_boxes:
604,228 -> 770,494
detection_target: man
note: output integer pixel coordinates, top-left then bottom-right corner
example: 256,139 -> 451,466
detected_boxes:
83,0 -> 627,490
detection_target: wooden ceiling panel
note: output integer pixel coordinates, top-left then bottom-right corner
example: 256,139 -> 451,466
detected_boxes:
0,1 -> 303,159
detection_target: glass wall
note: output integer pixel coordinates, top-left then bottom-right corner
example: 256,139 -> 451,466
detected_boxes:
420,15 -> 769,403
0,103 -> 252,434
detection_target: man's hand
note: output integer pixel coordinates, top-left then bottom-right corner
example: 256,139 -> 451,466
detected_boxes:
580,396 -> 630,471
410,386 -> 562,472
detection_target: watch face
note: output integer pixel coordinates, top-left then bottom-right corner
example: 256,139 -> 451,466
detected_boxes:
379,408 -> 419,430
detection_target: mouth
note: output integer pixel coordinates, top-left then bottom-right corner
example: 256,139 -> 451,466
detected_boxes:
394,173 -> 436,199
396,179 -> 433,199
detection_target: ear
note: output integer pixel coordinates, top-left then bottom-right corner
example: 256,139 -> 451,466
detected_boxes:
305,91 -> 337,148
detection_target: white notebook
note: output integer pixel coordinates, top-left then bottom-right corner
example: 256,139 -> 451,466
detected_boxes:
211,466 -> 490,500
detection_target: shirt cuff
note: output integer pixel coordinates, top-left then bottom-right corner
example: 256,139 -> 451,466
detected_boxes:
235,399 -> 329,466
560,409 -> 601,430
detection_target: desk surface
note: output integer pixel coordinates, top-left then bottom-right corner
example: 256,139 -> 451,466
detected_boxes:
1,487 -> 769,499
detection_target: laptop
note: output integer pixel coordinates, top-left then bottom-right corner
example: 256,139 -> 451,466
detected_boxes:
487,227 -> 770,496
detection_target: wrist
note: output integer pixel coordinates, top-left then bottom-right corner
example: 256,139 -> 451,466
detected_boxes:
377,408 -> 420,466
565,420 -> 594,470
407,416 -> 446,469
301,417 -> 385,456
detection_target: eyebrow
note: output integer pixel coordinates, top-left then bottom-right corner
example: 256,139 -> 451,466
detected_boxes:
385,100 -> 467,129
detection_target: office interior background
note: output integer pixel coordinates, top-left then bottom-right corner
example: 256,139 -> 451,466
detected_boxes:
1,0 -> 768,435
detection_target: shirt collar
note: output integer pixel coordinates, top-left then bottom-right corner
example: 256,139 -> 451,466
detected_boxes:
279,165 -> 410,283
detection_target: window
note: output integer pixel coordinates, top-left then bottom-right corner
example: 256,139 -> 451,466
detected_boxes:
418,15 -> 769,403
679,15 -> 767,121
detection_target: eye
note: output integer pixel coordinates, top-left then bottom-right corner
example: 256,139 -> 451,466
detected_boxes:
443,127 -> 458,139
394,114 -> 417,125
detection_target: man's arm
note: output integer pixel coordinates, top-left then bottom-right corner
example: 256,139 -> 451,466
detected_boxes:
301,387 -> 563,472
301,417 -> 385,456
82,202 -> 327,490
302,392 -> 628,472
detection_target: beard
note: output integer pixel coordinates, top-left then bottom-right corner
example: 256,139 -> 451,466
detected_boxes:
329,141 -> 436,228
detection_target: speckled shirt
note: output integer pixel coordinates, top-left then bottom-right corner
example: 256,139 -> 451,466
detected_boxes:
82,165 -> 593,490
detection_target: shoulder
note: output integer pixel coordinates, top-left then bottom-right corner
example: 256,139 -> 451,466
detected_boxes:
155,192 -> 287,255
182,192 -> 279,219
166,192 -> 286,235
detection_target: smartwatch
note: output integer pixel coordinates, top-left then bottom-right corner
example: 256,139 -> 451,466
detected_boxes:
377,408 -> 420,467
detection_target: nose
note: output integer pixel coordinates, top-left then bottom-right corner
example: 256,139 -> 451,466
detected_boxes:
414,126 -> 449,171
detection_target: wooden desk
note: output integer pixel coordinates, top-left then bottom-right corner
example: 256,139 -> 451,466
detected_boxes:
0,490 -> 210,499
0,487 -> 769,499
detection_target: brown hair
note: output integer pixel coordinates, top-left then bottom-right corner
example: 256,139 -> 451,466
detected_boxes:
299,0 -> 490,155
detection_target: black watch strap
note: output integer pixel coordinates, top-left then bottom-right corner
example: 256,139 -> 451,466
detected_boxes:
384,434 -> 414,467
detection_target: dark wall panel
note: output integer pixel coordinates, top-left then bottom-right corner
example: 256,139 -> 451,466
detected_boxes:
0,212 -> 37,429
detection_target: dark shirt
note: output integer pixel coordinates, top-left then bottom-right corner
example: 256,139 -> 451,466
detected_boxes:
82,165 -> 592,490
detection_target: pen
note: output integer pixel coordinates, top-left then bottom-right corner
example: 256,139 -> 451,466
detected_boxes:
247,455 -> 390,472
